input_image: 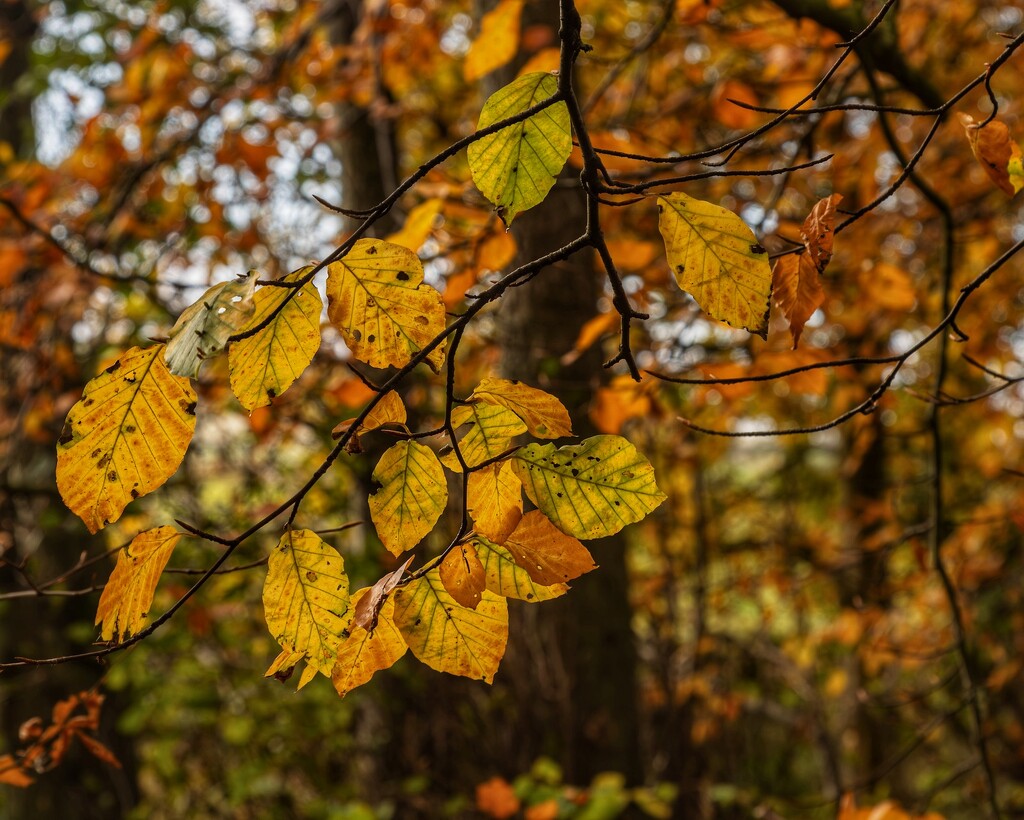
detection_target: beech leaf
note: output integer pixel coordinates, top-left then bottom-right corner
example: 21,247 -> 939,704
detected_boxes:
439,544 -> 487,609
441,402 -> 526,470
658,192 -> 772,338
332,589 -> 407,696
352,555 -> 415,632
262,529 -> 352,690
467,461 -> 523,544
472,537 -> 567,602
164,271 -> 258,378
392,568 -> 508,683
95,526 -> 181,642
368,441 -> 448,556
512,435 -> 666,539
503,510 -> 597,586
468,72 -> 571,226
56,345 -> 196,533
772,254 -> 823,349
228,266 -> 322,411
960,113 -> 1024,196
471,378 -> 573,439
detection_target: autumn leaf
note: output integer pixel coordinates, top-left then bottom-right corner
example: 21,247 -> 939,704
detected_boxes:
473,537 -> 568,602
960,113 -> 1024,196
801,194 -> 842,274
476,776 -> 521,819
368,441 -> 448,556
512,435 -> 666,539
772,254 -> 823,349
263,529 -> 352,690
56,345 -> 196,533
385,198 -> 444,252
464,0 -> 524,82
468,72 -> 572,226
590,374 -> 653,434
467,460 -> 523,543
326,238 -> 447,373
164,271 -> 258,378
658,192 -> 772,338
503,510 -> 596,586
332,390 -> 408,441
352,555 -> 415,633
95,526 -> 182,642
471,377 -> 573,438
0,755 -> 35,787
332,589 -> 407,697
442,402 -> 527,470
392,568 -> 509,683
439,543 -> 487,608
228,266 -> 322,411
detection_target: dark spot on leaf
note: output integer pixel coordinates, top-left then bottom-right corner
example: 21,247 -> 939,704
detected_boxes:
267,387 -> 276,399
306,570 -> 318,582
353,329 -> 362,341
750,243 -> 766,255
396,271 -> 410,281
124,425 -> 135,434
104,360 -> 122,374
557,492 -> 563,498
526,593 -> 534,600
107,470 -> 117,482
131,489 -> 140,499
183,400 -> 197,416
58,424 -> 74,445
414,618 -> 421,626
676,264 -> 685,275
124,375 -> 136,384
367,246 -> 377,255
368,334 -> 375,343
571,468 -> 579,477
83,399 -> 94,407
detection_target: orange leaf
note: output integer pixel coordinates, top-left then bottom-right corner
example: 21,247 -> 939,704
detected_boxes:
801,194 -> 842,273
476,776 -> 521,819
503,510 -> 597,586
960,113 -> 1024,196
439,544 -> 487,609
772,254 -> 823,348
0,755 -> 33,787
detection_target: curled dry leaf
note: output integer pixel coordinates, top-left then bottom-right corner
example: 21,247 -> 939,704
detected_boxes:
352,555 -> 415,632
960,113 -> 1024,196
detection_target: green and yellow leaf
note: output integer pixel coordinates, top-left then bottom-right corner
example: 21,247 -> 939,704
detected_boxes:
467,460 -> 523,543
332,589 -> 407,697
439,544 -> 487,609
262,529 -> 352,690
657,192 -> 772,338
165,272 -> 258,378
512,435 -> 666,539
228,267 -> 322,411
326,238 -> 446,373
472,378 -> 572,438
441,402 -> 526,470
95,526 -> 181,642
56,345 -> 196,533
503,510 -> 596,586
369,441 -> 448,556
464,0 -> 524,82
473,537 -> 567,602
468,72 -> 571,226
392,568 -> 508,683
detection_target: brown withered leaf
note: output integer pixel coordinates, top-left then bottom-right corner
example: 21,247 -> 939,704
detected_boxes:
439,544 -> 487,609
801,194 -> 842,273
352,555 -> 414,633
960,114 -> 1024,196
772,254 -> 824,349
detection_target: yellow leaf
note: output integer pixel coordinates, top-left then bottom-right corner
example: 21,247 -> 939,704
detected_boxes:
464,0 -> 524,82
332,390 -> 408,440
95,526 -> 181,642
262,529 -> 352,689
960,113 -> 1024,196
467,461 -> 523,543
473,537 -> 567,602
503,510 -> 596,586
326,238 -> 446,373
56,345 -> 196,533
772,254 -> 823,349
368,441 -> 448,556
657,192 -> 772,338
442,402 -> 527,470
332,589 -> 407,696
228,267 -> 322,411
471,377 -> 573,439
385,198 -> 444,252
392,568 -> 508,682
512,435 -> 666,539
468,72 -> 571,226
439,544 -> 487,608
165,272 -> 258,378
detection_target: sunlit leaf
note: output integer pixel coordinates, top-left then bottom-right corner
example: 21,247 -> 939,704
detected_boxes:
960,113 -> 1024,196
801,194 -> 842,273
56,345 -> 196,533
228,267 -> 322,411
165,271 -> 258,378
468,72 -> 571,226
471,378 -> 572,439
94,526 -> 181,642
467,461 -> 523,543
263,529 -> 352,690
464,0 -> 524,82
442,402 -> 526,470
772,254 -> 822,349
369,441 -> 448,556
392,568 -> 508,683
503,510 -> 596,586
332,589 -> 407,696
658,192 -> 772,338
326,238 -> 446,373
440,544 -> 487,609
472,537 -> 567,602
512,435 -> 666,539
332,390 -> 408,441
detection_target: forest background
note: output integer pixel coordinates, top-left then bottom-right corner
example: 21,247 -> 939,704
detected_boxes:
2,0 -> 1024,818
